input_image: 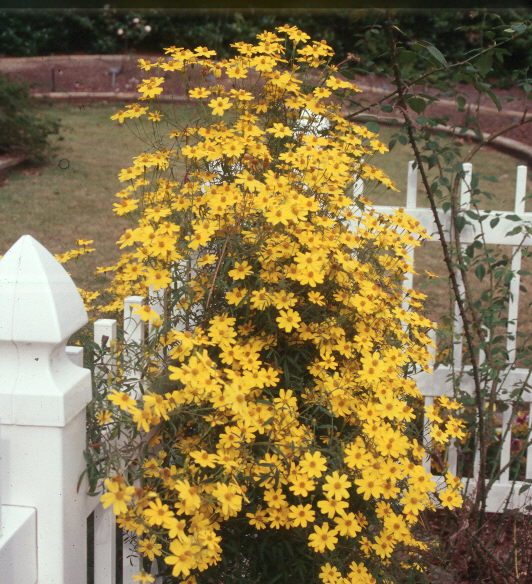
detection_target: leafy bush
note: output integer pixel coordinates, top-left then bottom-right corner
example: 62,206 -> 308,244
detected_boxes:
87,26 -> 465,584
0,8 -> 529,87
0,74 -> 59,163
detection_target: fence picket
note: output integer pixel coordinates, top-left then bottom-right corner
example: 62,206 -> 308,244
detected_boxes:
93,504 -> 117,584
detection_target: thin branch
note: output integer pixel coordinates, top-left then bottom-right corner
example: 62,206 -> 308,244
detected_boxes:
385,16 -> 488,521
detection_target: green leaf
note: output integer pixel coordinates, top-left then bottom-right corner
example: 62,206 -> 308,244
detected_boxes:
506,226 -> 523,236
416,40 -> 448,68
486,89 -> 502,112
519,482 -> 531,494
490,217 -> 500,229
474,52 -> 493,77
455,215 -> 467,233
505,214 -> 521,221
475,264 -> 486,281
365,121 -> 380,133
406,96 -> 427,114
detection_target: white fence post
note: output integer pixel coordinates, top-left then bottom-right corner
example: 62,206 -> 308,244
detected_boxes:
0,235 -> 92,583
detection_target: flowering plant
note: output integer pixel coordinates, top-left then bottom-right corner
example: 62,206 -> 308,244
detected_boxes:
91,26 -> 464,584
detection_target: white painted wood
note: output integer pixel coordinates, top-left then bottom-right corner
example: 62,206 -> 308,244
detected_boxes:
122,531 -> 141,583
93,504 -> 116,584
124,296 -> 145,346
370,204 -> 532,246
66,345 -> 84,367
0,235 -> 91,583
0,235 -> 90,427
123,296 -> 145,403
0,505 -> 37,584
422,396 -> 434,473
499,406 -> 513,482
405,160 -> 418,209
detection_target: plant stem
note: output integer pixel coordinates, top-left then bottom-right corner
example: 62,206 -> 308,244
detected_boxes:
385,15 -> 488,522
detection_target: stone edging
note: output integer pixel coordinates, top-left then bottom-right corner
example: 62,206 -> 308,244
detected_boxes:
8,89 -> 532,169
0,155 -> 26,172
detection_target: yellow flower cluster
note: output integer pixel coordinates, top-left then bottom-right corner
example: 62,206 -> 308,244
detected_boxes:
96,26 -> 463,584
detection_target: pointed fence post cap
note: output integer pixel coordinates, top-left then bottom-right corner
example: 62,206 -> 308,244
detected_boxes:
0,235 -> 88,344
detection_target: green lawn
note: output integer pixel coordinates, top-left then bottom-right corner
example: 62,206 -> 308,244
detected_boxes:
1,102 -> 529,337
0,102 -> 193,290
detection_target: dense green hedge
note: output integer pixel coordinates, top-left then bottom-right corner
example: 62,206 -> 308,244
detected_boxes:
0,9 -> 530,85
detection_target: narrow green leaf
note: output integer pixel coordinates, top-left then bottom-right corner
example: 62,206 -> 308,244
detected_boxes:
486,89 -> 502,111
416,40 -> 448,68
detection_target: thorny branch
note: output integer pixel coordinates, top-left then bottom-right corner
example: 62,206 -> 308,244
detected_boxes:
385,16 -> 489,521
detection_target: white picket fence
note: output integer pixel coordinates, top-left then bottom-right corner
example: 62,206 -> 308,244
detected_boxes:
0,161 -> 530,584
364,162 -> 532,512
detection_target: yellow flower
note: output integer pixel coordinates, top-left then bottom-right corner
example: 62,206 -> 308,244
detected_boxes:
96,409 -> 112,425
133,573 -> 155,584
148,110 -> 163,122
334,512 -> 362,537
213,483 -> 243,517
276,308 -> 301,332
164,535 -> 200,578
189,87 -> 211,99
144,267 -> 172,290
355,472 -> 384,501
317,497 -> 349,519
131,303 -> 161,323
322,471 -> 351,500
308,291 -> 325,306
266,123 -> 292,138
100,478 -> 135,516
226,287 -> 247,306
137,536 -> 162,561
319,563 -> 342,584
299,451 -> 327,478
439,488 -> 463,509
228,260 -> 253,280
137,77 -> 165,99
289,504 -> 315,527
144,498 -> 175,526
308,522 -> 338,553
400,491 -> 428,516
107,390 -> 137,414
208,96 -> 232,116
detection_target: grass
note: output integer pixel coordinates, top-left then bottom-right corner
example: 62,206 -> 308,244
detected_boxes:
1,102 -> 530,342
0,102 -> 194,290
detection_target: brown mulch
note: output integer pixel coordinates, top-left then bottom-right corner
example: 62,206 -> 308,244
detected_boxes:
421,509 -> 532,584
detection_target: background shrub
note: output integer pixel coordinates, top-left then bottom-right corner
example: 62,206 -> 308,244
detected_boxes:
0,8 -> 530,87
0,74 -> 60,163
